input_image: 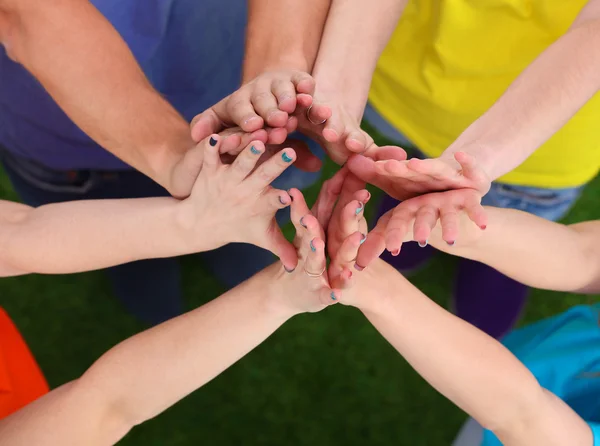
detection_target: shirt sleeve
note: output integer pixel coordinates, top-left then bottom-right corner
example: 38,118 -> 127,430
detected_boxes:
590,422 -> 600,446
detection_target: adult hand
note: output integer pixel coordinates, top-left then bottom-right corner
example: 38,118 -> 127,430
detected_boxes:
347,151 -> 491,201
189,70 -> 315,145
178,135 -> 299,269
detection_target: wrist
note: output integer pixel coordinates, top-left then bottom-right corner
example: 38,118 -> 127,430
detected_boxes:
257,264 -> 301,321
348,259 -> 396,315
173,199 -> 218,254
243,53 -> 310,84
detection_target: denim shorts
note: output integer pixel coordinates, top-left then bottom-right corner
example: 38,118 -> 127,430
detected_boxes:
363,103 -> 584,222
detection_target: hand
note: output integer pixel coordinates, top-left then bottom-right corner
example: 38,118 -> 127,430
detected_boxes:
357,189 -> 488,269
177,135 -> 299,269
189,70 -> 315,145
347,151 -> 491,201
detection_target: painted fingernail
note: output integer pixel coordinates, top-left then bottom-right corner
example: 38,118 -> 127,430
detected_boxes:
354,264 -> 365,272
310,240 -> 316,252
250,145 -> 260,155
447,241 -> 455,247
418,240 -> 428,248
300,217 -> 307,228
330,291 -> 337,301
284,266 -> 295,273
360,233 -> 367,245
355,202 -> 364,215
282,152 -> 293,163
209,137 -> 218,147
480,225 -> 487,230
279,196 -> 287,205
391,249 -> 400,256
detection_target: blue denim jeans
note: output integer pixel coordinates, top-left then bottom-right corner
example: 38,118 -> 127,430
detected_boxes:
0,138 -> 324,325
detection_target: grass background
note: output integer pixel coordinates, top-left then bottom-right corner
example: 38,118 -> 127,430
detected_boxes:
0,130 -> 598,445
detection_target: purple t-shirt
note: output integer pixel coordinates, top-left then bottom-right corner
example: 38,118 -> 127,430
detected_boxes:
0,0 -> 247,170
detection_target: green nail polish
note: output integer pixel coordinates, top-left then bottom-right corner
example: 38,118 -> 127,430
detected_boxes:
330,292 -> 337,301
355,202 -> 364,215
250,145 -> 260,155
310,240 -> 316,252
282,152 -> 293,163
360,233 -> 367,244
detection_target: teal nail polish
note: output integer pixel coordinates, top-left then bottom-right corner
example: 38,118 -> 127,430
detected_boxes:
282,152 -> 293,163
360,233 -> 367,245
330,291 -> 337,301
250,145 -> 260,155
355,202 -> 364,215
310,240 -> 316,252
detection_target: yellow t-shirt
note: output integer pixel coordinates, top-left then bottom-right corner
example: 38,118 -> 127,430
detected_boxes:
369,0 -> 600,188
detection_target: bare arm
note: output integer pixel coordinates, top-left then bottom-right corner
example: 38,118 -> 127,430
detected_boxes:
0,0 -> 195,196
347,260 -> 593,446
443,0 -> 600,180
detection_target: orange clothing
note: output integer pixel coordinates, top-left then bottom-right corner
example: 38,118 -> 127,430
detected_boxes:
0,307 -> 48,419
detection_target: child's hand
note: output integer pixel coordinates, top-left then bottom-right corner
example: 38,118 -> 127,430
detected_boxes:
357,189 -> 487,269
178,134 -> 298,270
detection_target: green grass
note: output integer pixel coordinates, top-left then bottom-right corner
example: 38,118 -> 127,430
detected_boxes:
0,142 -> 598,445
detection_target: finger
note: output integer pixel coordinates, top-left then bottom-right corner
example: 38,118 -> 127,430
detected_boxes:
339,199 -> 365,240
355,212 -> 391,270
407,158 -> 459,182
363,145 -> 408,162
318,287 -> 340,307
288,188 -> 312,233
227,140 -> 265,184
245,148 -> 296,190
266,127 -> 288,145
336,231 -> 365,266
312,167 -> 348,228
285,116 -> 298,134
439,207 -> 460,245
291,72 -> 316,96
345,125 -> 369,154
272,79 -> 297,114
296,93 -> 313,108
308,102 -> 332,124
305,236 -> 327,277
220,129 -> 269,155
226,91 -> 265,132
258,188 -> 292,214
201,134 -> 223,171
191,108 -> 225,142
265,221 -> 298,271
251,85 -> 288,128
322,110 -> 342,143
285,139 -> 322,173
413,206 -> 439,246
465,203 -> 488,230
455,151 -> 490,191
385,206 -> 413,254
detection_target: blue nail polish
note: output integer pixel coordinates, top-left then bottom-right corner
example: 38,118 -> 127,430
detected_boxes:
360,234 -> 367,245
355,202 -> 364,215
330,291 -> 337,301
418,240 -> 428,248
250,145 -> 260,155
209,137 -> 218,147
282,152 -> 293,163
310,240 -> 316,252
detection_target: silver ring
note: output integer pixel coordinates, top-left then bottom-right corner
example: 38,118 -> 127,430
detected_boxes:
303,264 -> 326,278
306,104 -> 327,125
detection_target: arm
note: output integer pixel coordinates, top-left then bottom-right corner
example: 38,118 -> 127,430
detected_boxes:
0,190 -> 335,446
0,137 -> 300,276
0,0 -> 196,197
347,260 -> 593,446
443,0 -> 600,180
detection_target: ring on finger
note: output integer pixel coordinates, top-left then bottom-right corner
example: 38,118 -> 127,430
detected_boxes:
303,264 -> 326,278
306,104 -> 327,126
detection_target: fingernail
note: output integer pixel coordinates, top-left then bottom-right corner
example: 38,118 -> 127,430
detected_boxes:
209,137 -> 218,147
284,266 -> 295,273
418,240 -> 428,248
360,233 -> 367,245
310,240 -> 316,252
282,152 -> 293,163
287,189 -> 294,201
391,249 -> 400,256
480,225 -> 487,230
250,145 -> 260,155
354,264 -> 365,272
447,241 -> 455,247
300,217 -> 307,228
330,291 -> 337,301
279,196 -> 287,205
366,191 -> 371,201
355,202 -> 364,215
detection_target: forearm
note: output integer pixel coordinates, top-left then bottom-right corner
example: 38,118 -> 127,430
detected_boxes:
243,0 -> 331,82
358,261 -> 588,444
425,208 -> 600,293
0,266 -> 290,445
312,0 -> 407,119
0,0 -> 193,190
443,16 -> 600,180
0,198 -> 200,276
